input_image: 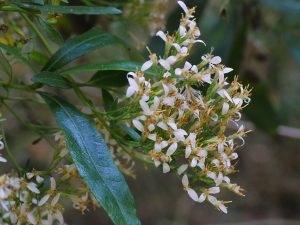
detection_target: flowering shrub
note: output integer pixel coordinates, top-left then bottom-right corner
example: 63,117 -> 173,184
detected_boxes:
0,1 -> 251,224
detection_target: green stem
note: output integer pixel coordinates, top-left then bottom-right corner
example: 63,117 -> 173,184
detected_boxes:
0,125 -> 23,173
20,13 -> 54,55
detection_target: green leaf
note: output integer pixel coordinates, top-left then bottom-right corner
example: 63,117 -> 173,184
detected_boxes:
32,71 -> 72,89
28,50 -> 49,65
37,17 -> 64,44
0,43 -> 32,68
120,125 -> 141,142
60,61 -> 159,77
13,2 -> 122,15
42,28 -> 121,71
0,50 -> 12,80
40,92 -> 141,225
102,89 -> 117,111
88,71 -> 128,88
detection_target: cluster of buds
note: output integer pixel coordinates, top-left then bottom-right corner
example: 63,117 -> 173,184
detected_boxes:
0,12 -> 28,47
126,1 -> 251,213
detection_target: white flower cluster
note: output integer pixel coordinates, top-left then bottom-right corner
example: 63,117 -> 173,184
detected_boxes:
0,173 -> 65,225
126,1 -> 251,213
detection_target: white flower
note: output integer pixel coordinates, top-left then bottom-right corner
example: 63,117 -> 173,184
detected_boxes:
126,74 -> 139,97
27,182 -> 40,194
198,187 -> 220,203
38,194 -> 50,206
217,89 -> 233,103
185,133 -> 196,158
159,56 -> 177,70
182,175 -> 198,201
141,53 -> 157,71
177,164 -> 188,175
166,142 -> 178,156
175,61 -> 192,76
163,163 -> 170,173
221,102 -> 230,115
156,30 -> 167,42
177,1 -> 194,18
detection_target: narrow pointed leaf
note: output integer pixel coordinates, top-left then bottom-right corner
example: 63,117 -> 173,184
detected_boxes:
40,92 -> 141,225
60,61 -> 160,77
42,28 -> 121,71
32,71 -> 72,89
12,3 -> 122,15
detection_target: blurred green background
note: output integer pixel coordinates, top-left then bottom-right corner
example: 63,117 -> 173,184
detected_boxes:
2,0 -> 300,224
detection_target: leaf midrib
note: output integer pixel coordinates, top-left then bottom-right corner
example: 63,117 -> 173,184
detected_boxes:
50,96 -> 130,224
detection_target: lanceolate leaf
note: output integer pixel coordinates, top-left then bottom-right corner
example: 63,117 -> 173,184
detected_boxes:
60,61 -> 160,77
40,92 -> 141,225
88,71 -> 128,87
42,28 -> 121,71
37,17 -> 64,44
0,43 -> 32,68
12,3 -> 122,15
32,71 -> 72,89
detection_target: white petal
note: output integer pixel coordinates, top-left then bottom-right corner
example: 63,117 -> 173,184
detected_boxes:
166,142 -> 177,156
197,149 -> 207,157
184,61 -> 192,70
222,102 -> 230,115
163,163 -> 170,173
175,68 -> 182,75
159,59 -> 171,70
167,56 -> 177,65
198,193 -> 206,203
207,195 -> 218,205
126,86 -> 136,97
0,156 -> 7,162
161,141 -> 169,149
36,175 -> 44,184
219,71 -> 224,84
191,158 -> 197,167
51,193 -> 61,206
139,100 -> 151,115
156,30 -> 167,42
223,67 -> 233,73
185,146 -> 192,158
209,187 -> 220,194
167,120 -> 177,130
173,43 -> 181,51
148,124 -> 155,132
152,96 -> 160,110
182,174 -> 189,187
154,160 -> 161,167
147,133 -> 157,141
141,60 -> 153,71
187,188 -> 198,201
211,56 -> 222,64
27,182 -> 40,194
38,194 -> 50,206
133,119 -> 144,132
219,203 -> 228,214
224,176 -> 231,184
157,121 -> 168,130
193,39 -> 206,45
177,164 -> 188,175
154,142 -> 162,152
201,74 -> 212,84
179,25 -> 187,37
177,1 -> 189,14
